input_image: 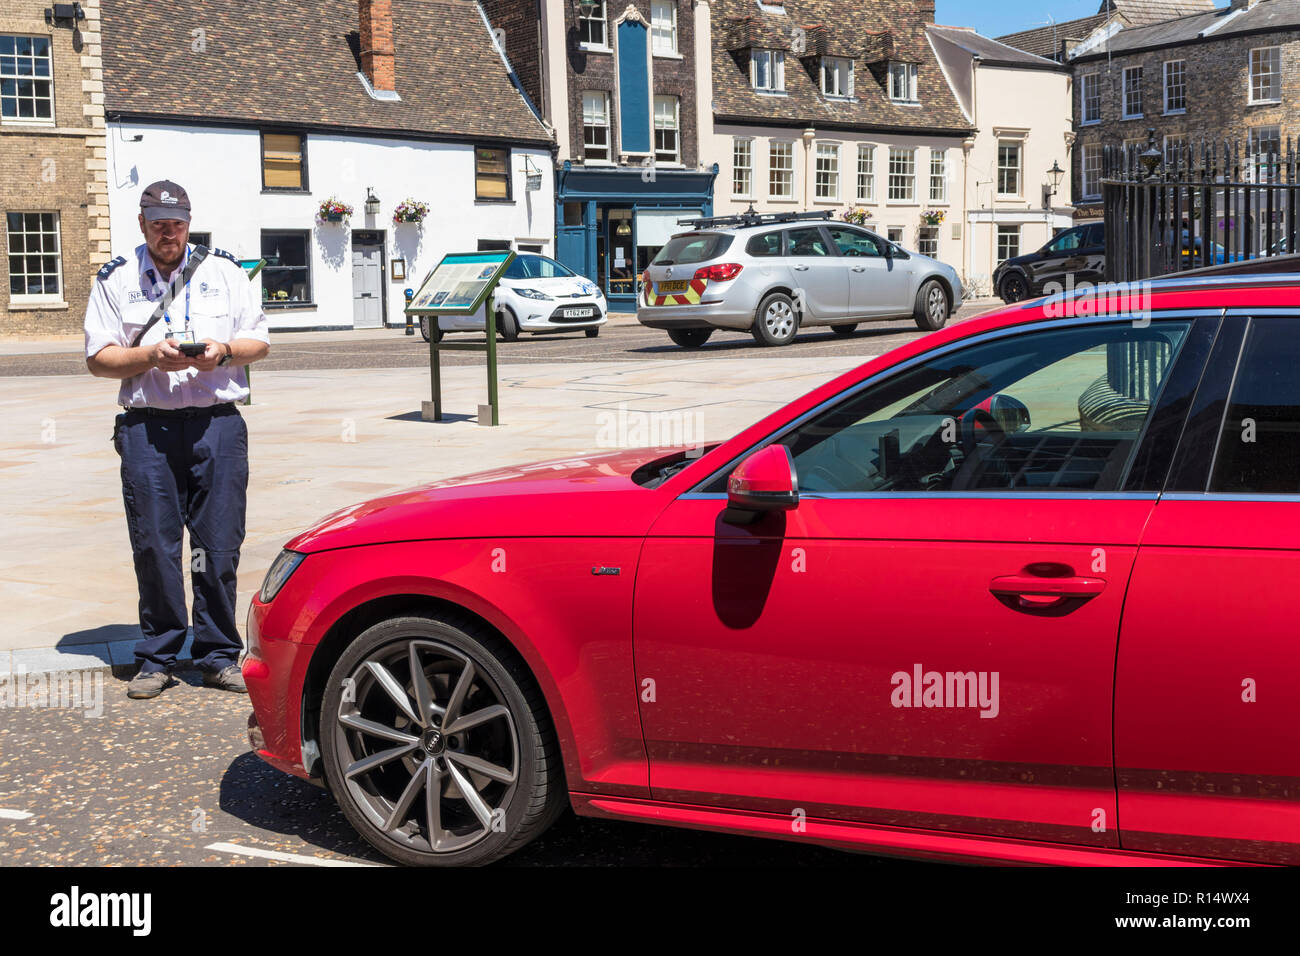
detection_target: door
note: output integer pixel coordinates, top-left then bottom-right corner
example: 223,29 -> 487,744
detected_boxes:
1116,314 -> 1300,863
1025,226 -> 1082,293
825,225 -> 909,319
634,316 -> 1209,846
351,234 -> 384,329
783,225 -> 846,323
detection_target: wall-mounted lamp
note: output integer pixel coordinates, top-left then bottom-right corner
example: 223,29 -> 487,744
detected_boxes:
1046,160 -> 1065,198
364,187 -> 381,216
575,0 -> 600,16
44,3 -> 85,25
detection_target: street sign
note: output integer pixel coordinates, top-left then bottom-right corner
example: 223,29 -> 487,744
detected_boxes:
405,250 -> 516,426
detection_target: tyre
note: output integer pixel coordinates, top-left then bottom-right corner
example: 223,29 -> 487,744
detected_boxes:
913,280 -> 950,332
495,309 -> 520,342
752,292 -> 800,346
999,273 -> 1029,303
419,317 -> 443,343
666,327 -> 713,348
321,614 -> 565,867
584,327 -> 599,338
830,323 -> 858,336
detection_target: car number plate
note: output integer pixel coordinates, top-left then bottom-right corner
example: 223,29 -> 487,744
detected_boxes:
563,307 -> 594,318
658,280 -> 689,293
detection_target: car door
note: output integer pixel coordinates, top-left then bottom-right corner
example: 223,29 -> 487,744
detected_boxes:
1116,313 -> 1300,864
1026,226 -> 1084,294
783,226 -> 847,323
1078,223 -> 1106,286
825,225 -> 905,320
634,314 -> 1215,848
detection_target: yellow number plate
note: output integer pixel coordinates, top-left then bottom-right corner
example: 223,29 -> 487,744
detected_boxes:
658,280 -> 689,293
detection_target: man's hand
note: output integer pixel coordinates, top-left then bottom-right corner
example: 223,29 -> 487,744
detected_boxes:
150,338 -> 192,372
190,338 -> 226,372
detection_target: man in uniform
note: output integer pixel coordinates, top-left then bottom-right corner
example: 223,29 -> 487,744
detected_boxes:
85,180 -> 270,699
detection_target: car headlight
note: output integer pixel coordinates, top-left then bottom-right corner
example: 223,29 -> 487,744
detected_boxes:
515,287 -> 552,300
260,549 -> 305,603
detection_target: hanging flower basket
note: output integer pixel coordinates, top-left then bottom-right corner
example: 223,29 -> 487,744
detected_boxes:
841,206 -> 873,226
392,198 -> 430,225
920,209 -> 945,226
318,197 -> 353,223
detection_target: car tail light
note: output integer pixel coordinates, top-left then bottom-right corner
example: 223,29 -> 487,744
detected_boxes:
694,263 -> 744,282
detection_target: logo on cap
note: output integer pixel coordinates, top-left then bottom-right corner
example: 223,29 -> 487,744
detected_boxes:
161,190 -> 177,204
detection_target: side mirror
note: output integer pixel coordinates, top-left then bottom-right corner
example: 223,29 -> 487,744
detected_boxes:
727,444 -> 799,512
882,242 -> 894,259
988,394 -> 1031,433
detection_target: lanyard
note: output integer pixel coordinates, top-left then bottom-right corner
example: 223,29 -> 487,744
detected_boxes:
157,246 -> 192,336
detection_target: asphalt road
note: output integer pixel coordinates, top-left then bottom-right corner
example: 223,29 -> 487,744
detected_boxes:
0,668 -> 927,867
0,306 -> 1003,377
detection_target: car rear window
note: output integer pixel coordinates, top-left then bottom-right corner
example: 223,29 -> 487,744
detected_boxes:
653,233 -> 734,265
745,231 -> 783,257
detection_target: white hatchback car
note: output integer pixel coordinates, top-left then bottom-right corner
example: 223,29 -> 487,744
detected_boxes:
420,254 -> 607,341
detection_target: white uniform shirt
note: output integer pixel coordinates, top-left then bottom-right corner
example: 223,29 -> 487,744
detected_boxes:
84,243 -> 270,409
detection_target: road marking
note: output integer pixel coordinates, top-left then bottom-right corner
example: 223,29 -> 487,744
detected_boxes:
0,809 -> 33,820
204,841 -> 378,867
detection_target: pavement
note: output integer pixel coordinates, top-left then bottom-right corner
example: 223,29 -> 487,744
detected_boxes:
0,302 -> 1005,677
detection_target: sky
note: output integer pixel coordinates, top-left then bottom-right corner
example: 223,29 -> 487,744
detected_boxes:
935,0 -> 1229,40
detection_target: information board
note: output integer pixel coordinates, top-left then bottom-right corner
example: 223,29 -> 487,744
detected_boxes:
406,251 -> 515,316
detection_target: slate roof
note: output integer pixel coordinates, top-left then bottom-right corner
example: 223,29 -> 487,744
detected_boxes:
1072,0 -> 1300,59
100,0 -> 551,145
1113,0 -> 1220,26
995,12 -> 1117,60
995,0 -> 1222,60
927,25 -> 1069,70
709,0 -> 973,136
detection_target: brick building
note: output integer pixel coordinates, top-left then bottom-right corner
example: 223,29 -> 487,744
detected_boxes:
996,0 -> 1218,62
1,1 -> 110,336
1067,0 -> 1300,222
481,0 -> 717,312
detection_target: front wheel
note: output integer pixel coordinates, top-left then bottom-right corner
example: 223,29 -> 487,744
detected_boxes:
752,292 -> 800,346
496,309 -> 520,342
913,280 -> 950,332
999,273 -> 1029,303
584,327 -> 599,338
321,615 -> 564,867
666,327 -> 713,348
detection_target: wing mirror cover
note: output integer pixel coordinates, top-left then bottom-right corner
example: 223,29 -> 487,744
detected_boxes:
727,444 -> 799,512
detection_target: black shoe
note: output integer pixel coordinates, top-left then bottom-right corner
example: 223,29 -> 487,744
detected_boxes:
127,669 -> 174,699
202,664 -> 247,694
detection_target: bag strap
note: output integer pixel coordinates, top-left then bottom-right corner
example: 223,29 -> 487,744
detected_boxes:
130,245 -> 210,348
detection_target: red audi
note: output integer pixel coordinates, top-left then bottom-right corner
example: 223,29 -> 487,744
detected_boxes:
246,272 -> 1300,866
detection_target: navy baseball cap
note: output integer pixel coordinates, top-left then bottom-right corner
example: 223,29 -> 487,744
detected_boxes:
139,180 -> 191,222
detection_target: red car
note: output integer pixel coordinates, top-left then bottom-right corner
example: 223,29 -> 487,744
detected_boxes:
245,272 -> 1300,866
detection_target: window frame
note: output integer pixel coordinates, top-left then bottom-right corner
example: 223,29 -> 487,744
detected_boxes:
1080,72 -> 1100,125
1122,65 -> 1143,120
887,146 -> 916,203
814,142 -> 840,201
582,91 -> 612,162
1081,143 -> 1103,200
260,130 -> 309,192
650,1 -> 678,56
474,144 -> 513,202
751,49 -> 786,92
997,140 -> 1022,198
888,62 -> 919,104
653,94 -> 680,164
821,56 -> 854,98
0,34 -> 55,125
856,144 -> 875,202
732,137 -> 754,199
929,149 -> 948,204
1163,59 -> 1186,115
1249,46 -> 1281,104
769,139 -> 795,199
996,223 -> 1021,264
578,0 -> 609,49
6,210 -> 63,303
259,229 -> 314,309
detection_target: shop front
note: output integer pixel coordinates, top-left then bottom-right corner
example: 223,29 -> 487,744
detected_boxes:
555,163 -> 718,312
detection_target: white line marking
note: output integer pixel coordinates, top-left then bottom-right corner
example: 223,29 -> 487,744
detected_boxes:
0,809 -> 33,820
204,841 -> 378,867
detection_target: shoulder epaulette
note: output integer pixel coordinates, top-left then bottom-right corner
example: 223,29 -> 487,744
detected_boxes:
210,247 -> 241,266
96,256 -> 127,281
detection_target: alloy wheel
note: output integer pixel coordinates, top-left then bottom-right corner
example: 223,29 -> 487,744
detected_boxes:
332,639 -> 520,854
764,300 -> 795,339
927,285 -> 947,323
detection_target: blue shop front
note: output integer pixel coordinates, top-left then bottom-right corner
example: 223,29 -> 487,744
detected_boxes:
555,162 -> 718,312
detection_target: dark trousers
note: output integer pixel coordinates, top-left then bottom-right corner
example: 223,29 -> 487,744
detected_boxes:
114,404 -> 248,673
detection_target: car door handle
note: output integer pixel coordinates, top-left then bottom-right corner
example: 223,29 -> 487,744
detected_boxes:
793,264 -> 810,271
851,266 -> 866,272
989,570 -> 1105,615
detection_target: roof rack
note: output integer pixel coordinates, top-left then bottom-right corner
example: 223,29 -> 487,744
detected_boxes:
676,204 -> 833,230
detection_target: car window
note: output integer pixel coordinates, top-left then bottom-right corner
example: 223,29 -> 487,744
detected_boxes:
503,257 -> 531,279
1209,318 -> 1300,493
653,233 -> 734,265
768,322 -> 1191,494
1045,229 -> 1084,254
528,256 -> 573,279
745,231 -> 783,257
1086,224 -> 1104,246
826,226 -> 883,257
786,227 -> 830,257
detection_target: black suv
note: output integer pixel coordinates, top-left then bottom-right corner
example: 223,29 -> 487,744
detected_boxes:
993,223 -> 1105,303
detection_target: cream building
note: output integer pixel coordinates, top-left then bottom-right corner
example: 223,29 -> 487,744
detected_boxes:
928,26 -> 1076,297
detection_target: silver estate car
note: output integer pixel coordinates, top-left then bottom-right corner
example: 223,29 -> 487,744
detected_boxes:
637,210 -> 963,348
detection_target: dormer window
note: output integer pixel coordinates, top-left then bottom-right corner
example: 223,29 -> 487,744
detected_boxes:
888,62 -> 918,103
821,57 -> 853,98
751,49 -> 785,92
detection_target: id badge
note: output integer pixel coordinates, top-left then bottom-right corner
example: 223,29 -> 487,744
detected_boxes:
169,329 -> 197,345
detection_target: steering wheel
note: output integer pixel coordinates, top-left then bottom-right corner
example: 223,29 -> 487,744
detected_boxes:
955,408 -> 1013,489
843,248 -> 862,257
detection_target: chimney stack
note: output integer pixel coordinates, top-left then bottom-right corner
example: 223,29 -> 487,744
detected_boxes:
359,0 -> 396,92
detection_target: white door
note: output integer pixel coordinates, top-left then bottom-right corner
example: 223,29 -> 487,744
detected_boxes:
351,241 -> 383,329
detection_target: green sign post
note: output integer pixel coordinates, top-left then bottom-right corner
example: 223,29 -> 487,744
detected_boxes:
404,250 -> 515,426
238,257 -> 267,406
